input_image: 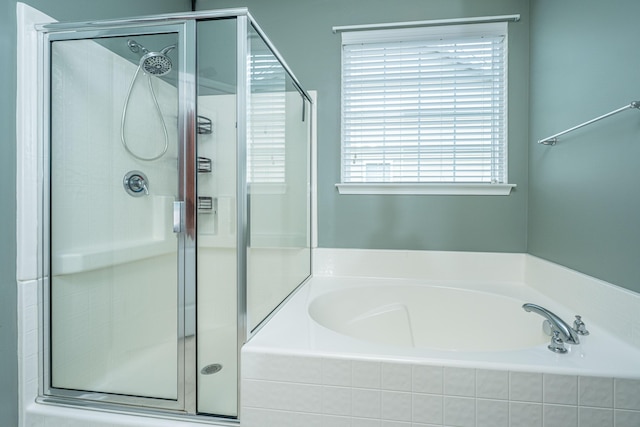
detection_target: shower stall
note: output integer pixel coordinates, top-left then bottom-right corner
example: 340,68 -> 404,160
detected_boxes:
39,9 -> 312,420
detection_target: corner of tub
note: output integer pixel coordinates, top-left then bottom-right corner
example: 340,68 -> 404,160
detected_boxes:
524,254 -> 640,349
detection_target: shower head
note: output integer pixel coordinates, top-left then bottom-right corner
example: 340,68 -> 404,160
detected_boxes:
128,39 -> 176,77
140,51 -> 173,76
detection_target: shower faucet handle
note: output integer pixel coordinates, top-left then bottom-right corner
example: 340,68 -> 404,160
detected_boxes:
123,170 -> 149,197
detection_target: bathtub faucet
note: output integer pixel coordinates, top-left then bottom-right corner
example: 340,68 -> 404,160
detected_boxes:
522,303 -> 580,345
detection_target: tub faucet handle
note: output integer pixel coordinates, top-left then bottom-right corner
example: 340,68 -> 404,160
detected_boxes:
573,315 -> 590,336
548,330 -> 568,354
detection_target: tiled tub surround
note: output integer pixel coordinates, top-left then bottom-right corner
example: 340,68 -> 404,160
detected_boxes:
241,249 -> 640,427
242,353 -> 640,427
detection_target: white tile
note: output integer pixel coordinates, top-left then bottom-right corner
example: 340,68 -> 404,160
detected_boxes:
411,393 -> 442,425
380,421 -> 410,427
476,369 -> 509,400
444,367 -> 475,397
579,376 -> 613,408
322,415 -> 352,427
381,391 -> 412,422
241,407 -> 323,427
510,402 -> 542,427
323,386 -> 351,416
24,330 -> 39,360
614,379 -> 640,410
243,352 -> 322,384
353,360 -> 381,389
352,388 -> 381,419
412,365 -> 443,394
477,399 -> 508,427
352,418 -> 381,427
443,396 -> 475,427
578,407 -> 613,427
20,280 -> 38,307
382,362 -> 412,392
242,379 -> 322,413
614,409 -> 640,427
511,371 -> 543,402
323,358 -> 352,387
543,404 -> 577,427
543,374 -> 577,405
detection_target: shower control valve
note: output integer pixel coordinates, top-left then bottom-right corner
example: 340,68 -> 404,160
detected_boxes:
123,170 -> 149,197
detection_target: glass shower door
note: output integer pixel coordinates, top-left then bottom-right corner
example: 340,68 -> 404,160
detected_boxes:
48,27 -> 187,407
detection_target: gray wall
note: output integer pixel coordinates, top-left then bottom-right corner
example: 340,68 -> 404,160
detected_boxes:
0,1 -> 190,424
3,0 -> 640,424
528,0 -> 640,293
1,0 -> 18,423
200,0 -> 530,253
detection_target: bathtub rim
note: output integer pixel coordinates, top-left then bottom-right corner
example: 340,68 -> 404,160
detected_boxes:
242,268 -> 640,379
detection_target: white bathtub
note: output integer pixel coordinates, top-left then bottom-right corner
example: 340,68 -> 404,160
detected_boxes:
309,282 -> 548,352
248,274 -> 640,379
241,252 -> 640,426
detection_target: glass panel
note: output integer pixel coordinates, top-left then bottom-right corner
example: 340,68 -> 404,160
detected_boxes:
195,18 -> 238,417
246,25 -> 312,332
50,33 -> 180,400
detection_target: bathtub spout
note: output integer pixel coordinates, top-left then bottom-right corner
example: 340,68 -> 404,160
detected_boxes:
522,303 -> 580,345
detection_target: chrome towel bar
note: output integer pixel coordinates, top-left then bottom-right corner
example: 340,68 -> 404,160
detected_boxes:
538,100 -> 640,145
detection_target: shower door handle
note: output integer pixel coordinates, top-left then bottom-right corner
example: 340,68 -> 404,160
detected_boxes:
173,201 -> 184,233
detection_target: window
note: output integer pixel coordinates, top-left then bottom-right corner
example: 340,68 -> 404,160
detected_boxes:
338,22 -> 514,195
248,37 -> 286,184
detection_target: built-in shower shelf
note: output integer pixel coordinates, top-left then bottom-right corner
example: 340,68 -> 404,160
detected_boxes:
52,238 -> 176,275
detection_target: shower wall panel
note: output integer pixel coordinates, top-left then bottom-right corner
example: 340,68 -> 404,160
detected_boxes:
51,39 -> 178,258
196,93 -> 238,416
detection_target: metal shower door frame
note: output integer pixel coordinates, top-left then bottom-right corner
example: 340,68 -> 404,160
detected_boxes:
39,21 -> 197,414
37,7 -> 313,420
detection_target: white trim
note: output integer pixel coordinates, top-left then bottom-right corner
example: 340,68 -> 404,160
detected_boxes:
332,14 -> 520,33
336,183 -> 516,196
16,2 -> 51,282
309,91 -> 318,249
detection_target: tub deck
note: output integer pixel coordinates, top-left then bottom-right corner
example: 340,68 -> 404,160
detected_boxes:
247,275 -> 640,379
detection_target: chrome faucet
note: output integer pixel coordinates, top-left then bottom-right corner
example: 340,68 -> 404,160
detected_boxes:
522,303 -> 580,345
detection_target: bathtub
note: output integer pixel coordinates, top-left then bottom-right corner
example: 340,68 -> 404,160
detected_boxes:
309,282 -> 548,352
249,275 -> 640,378
241,249 -> 640,427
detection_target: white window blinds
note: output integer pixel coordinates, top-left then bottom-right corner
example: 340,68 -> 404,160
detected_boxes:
341,22 -> 508,184
248,49 -> 286,183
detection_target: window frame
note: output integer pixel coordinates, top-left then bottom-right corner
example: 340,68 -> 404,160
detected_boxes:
337,21 -> 515,196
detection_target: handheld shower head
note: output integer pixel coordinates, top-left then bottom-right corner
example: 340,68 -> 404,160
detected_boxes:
140,51 -> 173,76
128,40 -> 175,77
121,39 -> 176,161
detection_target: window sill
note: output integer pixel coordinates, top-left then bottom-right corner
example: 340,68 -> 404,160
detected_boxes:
335,183 -> 516,196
